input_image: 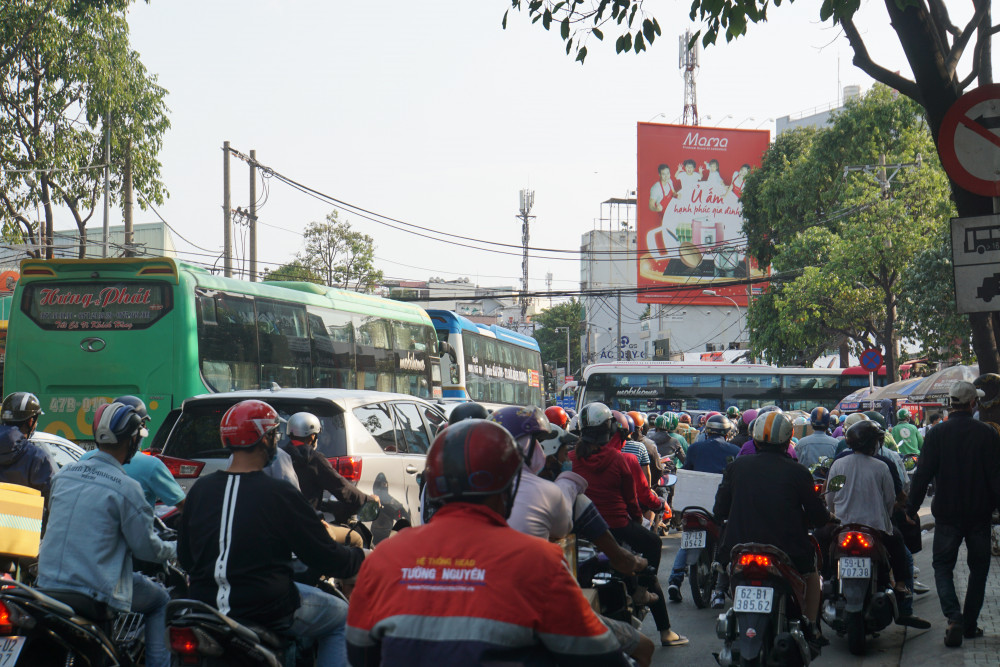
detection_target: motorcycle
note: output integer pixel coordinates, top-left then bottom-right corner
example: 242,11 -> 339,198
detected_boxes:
821,523 -> 899,655
714,543 -> 813,667
576,540 -> 652,629
680,506 -> 722,608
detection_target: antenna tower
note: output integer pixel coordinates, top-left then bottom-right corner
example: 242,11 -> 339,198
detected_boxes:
517,189 -> 535,322
679,30 -> 700,126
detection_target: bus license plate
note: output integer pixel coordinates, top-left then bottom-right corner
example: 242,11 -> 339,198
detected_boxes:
0,637 -> 25,666
840,557 -> 871,579
681,530 -> 706,550
733,586 -> 773,613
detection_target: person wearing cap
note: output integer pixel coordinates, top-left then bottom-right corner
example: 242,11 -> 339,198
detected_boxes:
906,380 -> 1000,647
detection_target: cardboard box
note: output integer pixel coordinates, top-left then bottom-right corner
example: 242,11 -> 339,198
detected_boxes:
0,482 -> 43,558
671,469 -> 723,513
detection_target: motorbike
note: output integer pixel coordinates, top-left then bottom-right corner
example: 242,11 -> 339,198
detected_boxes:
714,543 -> 813,667
821,523 -> 899,655
680,506 -> 723,608
576,539 -> 652,629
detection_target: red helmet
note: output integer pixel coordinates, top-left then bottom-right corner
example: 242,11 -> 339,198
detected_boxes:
220,400 -> 281,449
544,406 -> 569,429
610,410 -> 631,439
678,413 -> 691,424
627,411 -> 645,432
423,419 -> 522,504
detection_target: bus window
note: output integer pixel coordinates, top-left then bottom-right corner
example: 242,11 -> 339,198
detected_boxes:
198,293 -> 259,391
355,316 -> 394,393
782,375 -> 839,391
307,308 -> 355,389
257,299 -> 310,388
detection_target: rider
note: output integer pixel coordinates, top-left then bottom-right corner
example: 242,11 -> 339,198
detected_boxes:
347,419 -> 633,666
825,420 -> 930,629
623,412 -> 653,486
545,405 -> 570,430
650,413 -> 686,467
38,400 -> 176,667
794,406 -> 839,468
713,411 -> 835,647
730,409 -> 756,449
0,391 -> 57,496
178,400 -> 365,666
892,408 -> 923,456
676,412 -> 697,446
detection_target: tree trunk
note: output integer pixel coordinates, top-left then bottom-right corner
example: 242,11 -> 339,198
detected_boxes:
41,179 -> 54,260
883,287 -> 898,383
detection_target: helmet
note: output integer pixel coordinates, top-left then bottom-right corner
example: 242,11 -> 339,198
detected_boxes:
220,400 -> 281,449
843,412 -> 869,430
579,403 -> 614,442
567,415 -> 580,433
896,408 -> 911,422
565,408 -> 577,419
423,419 -> 522,503
758,405 -> 782,415
863,410 -> 887,429
752,411 -> 793,447
678,413 -> 691,424
809,406 -> 831,431
698,414 -> 708,427
112,396 -> 149,423
646,412 -> 658,422
288,412 -> 322,439
610,411 -> 631,438
846,420 -> 884,455
489,406 -> 555,443
741,408 -> 759,426
93,401 -> 148,445
1,392 -> 43,423
664,412 -> 679,431
623,413 -> 636,436
544,406 -> 569,429
627,411 -> 645,432
726,406 -> 741,420
705,414 -> 733,437
449,402 -> 489,425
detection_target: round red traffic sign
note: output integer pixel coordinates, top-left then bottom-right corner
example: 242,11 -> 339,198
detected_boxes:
860,348 -> 883,372
939,84 -> 1000,196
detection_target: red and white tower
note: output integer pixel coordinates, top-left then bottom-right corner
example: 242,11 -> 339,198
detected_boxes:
679,30 -> 699,126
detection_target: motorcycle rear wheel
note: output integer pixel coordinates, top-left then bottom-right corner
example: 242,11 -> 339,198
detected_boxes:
689,547 -> 717,609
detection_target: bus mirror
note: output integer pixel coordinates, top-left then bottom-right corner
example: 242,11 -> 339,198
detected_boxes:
438,341 -> 458,364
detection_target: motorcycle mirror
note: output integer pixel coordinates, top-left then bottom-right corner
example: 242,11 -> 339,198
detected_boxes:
358,499 -> 381,523
903,457 -> 917,471
826,475 -> 847,492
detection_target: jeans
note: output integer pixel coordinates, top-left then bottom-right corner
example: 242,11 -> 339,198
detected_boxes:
932,522 -> 992,628
131,572 -> 170,667
609,522 -> 670,632
900,547 -> 915,616
290,582 -> 349,667
669,549 -> 688,585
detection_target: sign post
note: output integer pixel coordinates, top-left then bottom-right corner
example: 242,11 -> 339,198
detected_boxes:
860,348 -> 883,403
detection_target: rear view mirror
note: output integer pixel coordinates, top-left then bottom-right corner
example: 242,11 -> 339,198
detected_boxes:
903,457 -> 917,471
827,475 -> 847,492
358,499 -> 381,523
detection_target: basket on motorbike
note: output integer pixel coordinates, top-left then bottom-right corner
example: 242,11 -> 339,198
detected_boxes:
0,483 -> 43,559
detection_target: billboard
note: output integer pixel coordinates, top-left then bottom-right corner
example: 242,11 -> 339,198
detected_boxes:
636,123 -> 770,305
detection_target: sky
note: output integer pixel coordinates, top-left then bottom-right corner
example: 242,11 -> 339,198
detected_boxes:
119,0 -> 979,296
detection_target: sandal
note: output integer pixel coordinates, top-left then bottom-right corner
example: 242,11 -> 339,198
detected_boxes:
964,626 -> 984,639
661,632 -> 689,647
945,622 -> 964,648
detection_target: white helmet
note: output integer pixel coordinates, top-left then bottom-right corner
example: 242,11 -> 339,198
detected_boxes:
843,412 -> 869,430
751,411 -> 793,447
287,412 -> 322,439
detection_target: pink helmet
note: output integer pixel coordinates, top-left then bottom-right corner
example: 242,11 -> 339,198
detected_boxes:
742,408 -> 759,426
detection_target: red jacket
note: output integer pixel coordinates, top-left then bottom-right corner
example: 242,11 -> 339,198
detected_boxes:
615,436 -> 664,513
347,503 -> 626,667
570,443 -> 640,529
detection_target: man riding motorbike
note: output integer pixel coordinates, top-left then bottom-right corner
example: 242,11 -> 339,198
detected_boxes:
795,406 -> 840,468
0,391 -> 56,496
892,408 -> 924,456
178,400 -> 365,666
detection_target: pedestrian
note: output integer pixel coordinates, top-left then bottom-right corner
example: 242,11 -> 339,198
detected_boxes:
906,380 -> 1000,647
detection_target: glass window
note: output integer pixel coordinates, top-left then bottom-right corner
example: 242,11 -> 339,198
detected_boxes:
353,403 -> 400,453
392,402 -> 431,455
726,374 -> 779,389
308,307 -> 355,389
355,316 -> 394,392
782,374 -> 840,391
198,293 -> 259,391
257,299 -> 310,388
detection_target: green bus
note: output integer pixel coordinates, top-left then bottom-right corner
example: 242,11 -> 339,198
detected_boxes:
5,258 -> 442,445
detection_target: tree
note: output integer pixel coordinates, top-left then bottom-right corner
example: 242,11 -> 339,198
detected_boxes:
0,0 -> 168,259
262,259 -> 322,284
533,299 -> 586,376
298,211 -> 384,293
505,0 -> 1000,373
742,85 -> 953,381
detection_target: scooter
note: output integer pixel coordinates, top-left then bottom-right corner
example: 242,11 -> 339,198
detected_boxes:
680,506 -> 722,608
715,543 -> 813,666
576,540 -> 652,629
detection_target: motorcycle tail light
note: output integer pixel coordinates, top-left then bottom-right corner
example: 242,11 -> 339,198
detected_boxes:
839,531 -> 874,555
813,482 -> 824,495
682,513 -> 708,530
738,553 -> 772,568
0,600 -> 12,634
170,626 -> 200,664
330,456 -> 363,483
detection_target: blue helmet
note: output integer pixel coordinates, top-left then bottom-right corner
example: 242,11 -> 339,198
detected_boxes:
809,406 -> 831,431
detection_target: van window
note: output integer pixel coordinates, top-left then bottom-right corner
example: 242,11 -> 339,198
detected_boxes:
392,402 -> 431,455
353,403 -> 399,453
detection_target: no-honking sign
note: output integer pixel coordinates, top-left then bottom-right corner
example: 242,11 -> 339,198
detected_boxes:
939,85 -> 1000,196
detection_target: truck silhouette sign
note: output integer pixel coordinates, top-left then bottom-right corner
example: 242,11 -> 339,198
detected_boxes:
977,272 -> 1000,302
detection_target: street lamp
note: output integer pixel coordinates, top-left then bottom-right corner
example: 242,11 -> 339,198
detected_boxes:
554,327 -> 572,379
755,117 -> 775,129
733,117 -> 755,128
706,114 -> 734,127
702,289 -> 744,345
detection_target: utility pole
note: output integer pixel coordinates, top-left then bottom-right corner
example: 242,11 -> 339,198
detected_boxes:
123,137 -> 133,257
517,189 -> 535,322
249,149 -> 258,281
223,141 -> 232,278
102,121 -> 110,258
616,292 -> 622,360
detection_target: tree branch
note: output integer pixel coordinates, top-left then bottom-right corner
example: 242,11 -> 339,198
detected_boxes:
841,18 -> 923,103
946,0 -> 991,77
0,0 -> 55,73
926,0 -> 960,38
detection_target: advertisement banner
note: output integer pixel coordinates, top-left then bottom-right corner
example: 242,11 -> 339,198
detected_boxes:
636,123 -> 770,305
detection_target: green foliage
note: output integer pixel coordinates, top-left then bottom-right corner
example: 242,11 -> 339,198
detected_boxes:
262,259 -> 323,284
0,0 -> 167,257
532,299 -> 586,375
741,85 -> 955,373
298,211 -> 384,293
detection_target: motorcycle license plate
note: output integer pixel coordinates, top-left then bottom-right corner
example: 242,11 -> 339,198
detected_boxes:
681,530 -> 707,550
733,586 -> 773,613
840,557 -> 872,579
0,637 -> 25,666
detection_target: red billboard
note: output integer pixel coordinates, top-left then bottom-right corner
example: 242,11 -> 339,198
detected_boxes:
636,123 -> 770,305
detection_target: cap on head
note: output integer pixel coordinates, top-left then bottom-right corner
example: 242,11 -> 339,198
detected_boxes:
950,380 -> 985,406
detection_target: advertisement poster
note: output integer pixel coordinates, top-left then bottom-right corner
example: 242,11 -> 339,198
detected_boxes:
636,123 -> 770,305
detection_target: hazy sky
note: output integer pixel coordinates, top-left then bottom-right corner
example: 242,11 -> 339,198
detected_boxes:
122,1 -> 976,294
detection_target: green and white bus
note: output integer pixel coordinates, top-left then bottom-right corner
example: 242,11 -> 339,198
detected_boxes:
5,258 -> 442,445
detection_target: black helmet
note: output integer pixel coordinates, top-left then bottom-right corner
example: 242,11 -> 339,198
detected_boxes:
846,420 -> 884,455
705,413 -> 733,437
1,392 -> 43,424
112,395 -> 150,423
448,402 -> 489,425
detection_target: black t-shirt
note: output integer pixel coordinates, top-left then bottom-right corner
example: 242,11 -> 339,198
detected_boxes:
283,441 -> 369,510
178,470 -> 364,624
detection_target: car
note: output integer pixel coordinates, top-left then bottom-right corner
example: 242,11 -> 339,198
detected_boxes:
977,272 -> 1000,302
154,388 -> 446,543
29,431 -> 85,468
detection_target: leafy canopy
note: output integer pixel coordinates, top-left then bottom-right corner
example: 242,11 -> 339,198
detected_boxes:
298,210 -> 384,293
532,299 -> 586,375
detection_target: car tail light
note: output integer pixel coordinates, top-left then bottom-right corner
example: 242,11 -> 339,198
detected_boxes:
330,456 -> 363,483
155,454 -> 206,479
169,626 -> 199,662
0,600 -> 12,634
738,553 -> 772,568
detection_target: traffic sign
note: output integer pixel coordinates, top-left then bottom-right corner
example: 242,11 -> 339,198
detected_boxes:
951,214 -> 1000,313
860,348 -> 883,371
938,85 -> 1000,196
